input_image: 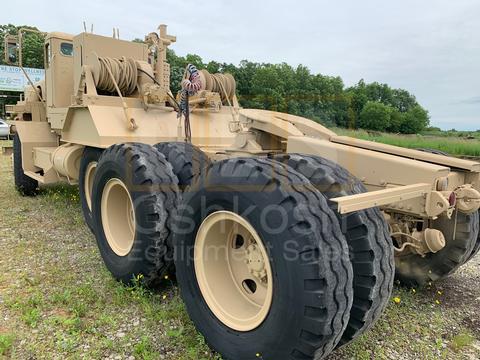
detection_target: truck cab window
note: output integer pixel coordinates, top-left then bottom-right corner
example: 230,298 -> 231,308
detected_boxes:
60,42 -> 73,56
45,43 -> 51,68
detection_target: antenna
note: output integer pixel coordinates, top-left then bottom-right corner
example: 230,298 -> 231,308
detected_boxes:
91,24 -> 94,33
117,28 -> 120,39
83,21 -> 87,32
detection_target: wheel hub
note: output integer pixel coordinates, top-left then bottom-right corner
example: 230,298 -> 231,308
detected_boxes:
84,161 -> 98,211
101,178 -> 136,257
245,244 -> 267,281
194,211 -> 273,332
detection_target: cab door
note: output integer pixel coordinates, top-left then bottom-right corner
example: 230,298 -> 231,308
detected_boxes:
44,39 -> 74,108
44,42 -> 53,107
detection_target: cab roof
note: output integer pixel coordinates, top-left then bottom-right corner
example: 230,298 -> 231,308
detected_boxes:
46,32 -> 74,41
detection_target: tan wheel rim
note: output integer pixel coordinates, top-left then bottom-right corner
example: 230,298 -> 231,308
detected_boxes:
84,161 -> 97,211
194,211 -> 273,331
101,178 -> 135,256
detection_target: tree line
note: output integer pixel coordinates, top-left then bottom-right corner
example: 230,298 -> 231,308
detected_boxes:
167,51 -> 430,134
0,25 -> 44,116
1,24 -> 429,133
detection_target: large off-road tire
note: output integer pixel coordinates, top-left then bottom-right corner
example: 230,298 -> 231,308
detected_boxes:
395,211 -> 479,286
13,133 -> 38,196
154,142 -> 211,190
79,147 -> 103,232
91,143 -> 180,286
174,157 -> 353,360
272,153 -> 394,347
465,211 -> 480,262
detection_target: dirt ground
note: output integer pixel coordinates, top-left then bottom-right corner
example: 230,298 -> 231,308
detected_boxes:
0,148 -> 479,359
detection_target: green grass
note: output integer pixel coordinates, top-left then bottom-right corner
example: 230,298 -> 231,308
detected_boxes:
0,334 -> 15,356
0,146 -> 479,359
133,336 -> 158,360
332,128 -> 480,157
450,333 -> 475,352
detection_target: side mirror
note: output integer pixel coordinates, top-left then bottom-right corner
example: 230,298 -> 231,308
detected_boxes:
4,35 -> 19,65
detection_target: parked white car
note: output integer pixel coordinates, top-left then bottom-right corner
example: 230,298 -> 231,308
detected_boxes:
0,119 -> 10,139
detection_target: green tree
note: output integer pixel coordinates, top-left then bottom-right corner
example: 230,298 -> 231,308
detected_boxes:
400,105 -> 430,134
388,109 -> 404,133
159,41 -> 429,133
346,79 -> 429,133
0,24 -> 44,68
205,60 -> 221,73
0,25 -> 44,115
364,81 -> 393,104
391,88 -> 417,112
310,74 -> 347,127
185,54 -> 205,69
166,49 -> 206,93
231,60 -> 260,108
358,101 -> 392,131
250,65 -> 287,112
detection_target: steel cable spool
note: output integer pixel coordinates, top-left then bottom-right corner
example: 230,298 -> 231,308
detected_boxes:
90,53 -> 138,96
199,70 -> 236,103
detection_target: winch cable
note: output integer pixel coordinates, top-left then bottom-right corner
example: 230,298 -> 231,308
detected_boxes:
203,72 -> 236,103
96,56 -> 138,96
200,70 -> 239,128
91,54 -> 137,130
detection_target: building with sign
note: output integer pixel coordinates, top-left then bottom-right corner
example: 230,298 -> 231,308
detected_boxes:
0,65 -> 45,92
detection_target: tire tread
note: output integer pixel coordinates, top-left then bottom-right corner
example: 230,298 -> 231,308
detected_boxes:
13,133 -> 38,196
94,143 -> 180,286
271,153 -> 394,346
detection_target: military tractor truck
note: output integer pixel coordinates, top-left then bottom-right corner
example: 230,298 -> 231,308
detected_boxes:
4,25 -> 480,360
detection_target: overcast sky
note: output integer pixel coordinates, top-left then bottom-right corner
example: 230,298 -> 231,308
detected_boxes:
2,0 -> 479,130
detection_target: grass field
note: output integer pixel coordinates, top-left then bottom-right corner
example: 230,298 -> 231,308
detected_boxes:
1,140 -> 480,359
332,128 -> 480,157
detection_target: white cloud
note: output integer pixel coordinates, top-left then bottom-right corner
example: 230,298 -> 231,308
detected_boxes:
1,0 -> 479,130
